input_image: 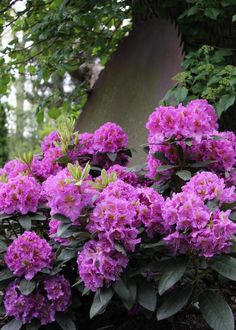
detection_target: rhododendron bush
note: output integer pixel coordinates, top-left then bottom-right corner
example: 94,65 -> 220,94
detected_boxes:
0,99 -> 236,330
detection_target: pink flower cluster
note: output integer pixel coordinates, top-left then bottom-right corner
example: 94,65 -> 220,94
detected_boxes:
5,231 -> 54,280
136,187 -> 164,237
43,168 -> 93,224
0,175 -> 41,214
78,179 -> 165,291
68,132 -> 94,161
146,99 -> 217,143
31,147 -> 63,181
77,239 -> 128,292
41,130 -> 60,153
89,179 -> 166,249
162,172 -> 236,257
146,100 -> 236,180
1,159 -> 28,178
182,171 -> 236,204
190,131 -> 236,173
4,275 -> 71,325
93,122 -> 128,153
107,165 -> 138,186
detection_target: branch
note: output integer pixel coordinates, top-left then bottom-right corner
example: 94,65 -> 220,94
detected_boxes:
0,0 -> 18,14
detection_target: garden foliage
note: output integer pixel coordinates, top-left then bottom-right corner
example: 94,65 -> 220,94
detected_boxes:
0,99 -> 236,330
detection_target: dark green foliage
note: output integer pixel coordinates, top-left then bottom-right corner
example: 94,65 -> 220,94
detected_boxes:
0,0 -> 132,119
162,45 -> 236,117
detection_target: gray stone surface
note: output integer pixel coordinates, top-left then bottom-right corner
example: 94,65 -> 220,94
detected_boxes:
76,18 -> 183,164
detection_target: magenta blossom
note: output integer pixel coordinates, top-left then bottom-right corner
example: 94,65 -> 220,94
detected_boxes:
5,231 -> 54,280
93,122 -> 128,153
0,175 -> 41,214
77,239 -> 128,291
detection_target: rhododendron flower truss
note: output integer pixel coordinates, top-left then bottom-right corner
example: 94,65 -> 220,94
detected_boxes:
1,99 -> 236,330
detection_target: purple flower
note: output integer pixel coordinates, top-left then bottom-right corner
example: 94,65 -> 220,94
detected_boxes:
41,130 -> 60,153
43,168 -> 94,224
182,171 -> 236,204
146,99 -> 217,144
93,122 -> 128,153
5,231 -> 54,280
107,165 -> 138,186
89,197 -> 140,252
2,159 -> 28,178
4,282 -> 46,324
162,189 -> 236,257
32,147 -> 63,180
43,275 -> 71,312
4,275 -> 71,325
0,175 -> 41,215
68,132 -> 94,161
77,239 -> 128,291
137,187 -> 164,237
190,131 -> 236,172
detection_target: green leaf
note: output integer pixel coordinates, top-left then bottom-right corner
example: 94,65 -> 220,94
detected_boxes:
36,109 -> 44,124
216,95 -> 235,116
137,280 -> 157,312
114,242 -> 127,256
26,320 -> 41,330
229,210 -> 236,221
19,215 -> 31,230
28,65 -> 36,75
56,313 -> 76,330
0,239 -> 8,251
57,249 -> 76,262
157,165 -> 177,172
56,222 -> 72,237
19,279 -> 36,295
209,255 -> 236,281
142,144 -> 149,154
0,269 -> 14,282
158,257 -> 189,295
56,155 -> 70,165
206,198 -> 218,212
156,285 -> 192,320
1,319 -> 23,330
53,214 -> 71,223
221,201 -> 236,211
2,74 -> 10,85
48,107 -> 61,120
212,135 -> 223,141
153,152 -> 169,163
113,279 -> 130,301
204,8 -> 220,20
90,288 -> 114,319
189,160 -> 216,168
176,170 -> 191,181
176,87 -> 188,102
199,290 -> 234,330
187,6 -> 199,16
232,14 -> 236,22
107,152 -> 117,162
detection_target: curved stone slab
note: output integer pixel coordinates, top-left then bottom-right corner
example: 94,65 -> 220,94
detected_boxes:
76,18 -> 184,164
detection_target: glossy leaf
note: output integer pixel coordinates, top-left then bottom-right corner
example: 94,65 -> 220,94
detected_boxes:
137,280 -> 157,312
158,257 -> 189,295
209,255 -> 236,281
19,279 -> 36,296
56,313 -> 76,330
1,319 -> 23,330
199,290 -> 234,330
157,285 -> 192,320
